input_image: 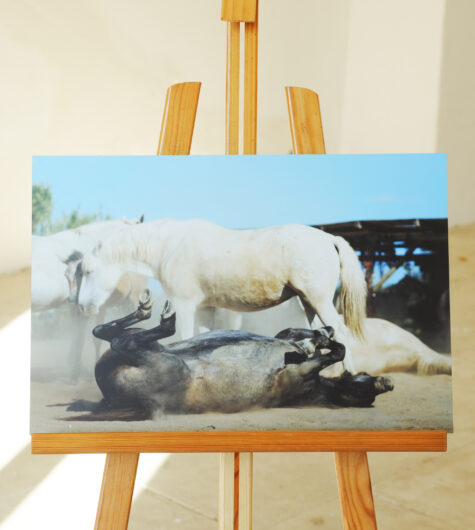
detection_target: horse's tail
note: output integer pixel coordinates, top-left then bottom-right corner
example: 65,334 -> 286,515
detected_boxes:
61,399 -> 152,422
64,407 -> 151,422
333,236 -> 367,339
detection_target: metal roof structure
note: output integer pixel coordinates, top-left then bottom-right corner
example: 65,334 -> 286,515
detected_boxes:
314,218 -> 449,262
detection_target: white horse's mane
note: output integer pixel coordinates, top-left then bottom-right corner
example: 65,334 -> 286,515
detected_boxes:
72,217 -> 140,237
93,218 -> 172,266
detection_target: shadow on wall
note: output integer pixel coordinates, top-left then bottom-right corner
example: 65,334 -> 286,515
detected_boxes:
437,0 -> 475,226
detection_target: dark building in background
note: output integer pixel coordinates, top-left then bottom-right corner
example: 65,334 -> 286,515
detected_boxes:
317,219 -> 450,352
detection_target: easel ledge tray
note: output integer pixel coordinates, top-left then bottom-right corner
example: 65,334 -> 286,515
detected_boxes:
32,430 -> 447,454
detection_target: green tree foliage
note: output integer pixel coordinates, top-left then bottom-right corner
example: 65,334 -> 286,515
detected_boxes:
51,209 -> 109,233
32,183 -> 110,234
32,184 -> 53,234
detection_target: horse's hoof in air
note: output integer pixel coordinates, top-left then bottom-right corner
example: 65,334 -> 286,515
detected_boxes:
138,289 -> 153,318
161,299 -> 175,320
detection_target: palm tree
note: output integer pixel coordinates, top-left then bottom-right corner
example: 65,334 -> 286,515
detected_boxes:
32,184 -> 53,234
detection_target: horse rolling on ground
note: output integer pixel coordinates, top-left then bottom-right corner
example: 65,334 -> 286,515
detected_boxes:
75,219 -> 367,374
65,291 -> 393,421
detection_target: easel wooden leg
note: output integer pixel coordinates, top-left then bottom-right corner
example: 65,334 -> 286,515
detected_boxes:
221,4 -> 258,528
219,453 -> 236,530
238,452 -> 253,530
286,86 -> 377,530
94,80 -> 201,530
218,452 -> 253,530
95,453 -> 139,530
334,452 -> 377,530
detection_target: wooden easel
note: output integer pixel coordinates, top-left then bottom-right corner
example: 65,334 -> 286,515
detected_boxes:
31,1 -> 447,529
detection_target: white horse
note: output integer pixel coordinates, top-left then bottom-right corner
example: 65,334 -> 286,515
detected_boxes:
77,219 -> 367,373
350,318 -> 451,375
32,217 -> 145,380
32,218 -> 142,311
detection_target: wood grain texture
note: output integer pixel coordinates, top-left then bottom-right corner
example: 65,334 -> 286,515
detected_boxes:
157,82 -> 201,155
219,453 -> 236,530
95,453 -> 139,530
287,85 -> 375,530
223,18 -> 243,528
31,430 -> 447,454
286,86 -> 326,155
226,21 -> 240,154
221,0 -> 257,22
238,453 -> 253,530
243,6 -> 258,154
334,452 -> 377,530
233,453 -> 240,529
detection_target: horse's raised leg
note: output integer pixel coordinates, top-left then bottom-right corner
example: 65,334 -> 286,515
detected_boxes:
93,289 -> 152,342
111,305 -> 177,354
299,337 -> 346,375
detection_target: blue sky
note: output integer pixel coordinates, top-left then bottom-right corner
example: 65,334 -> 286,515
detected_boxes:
32,154 -> 447,228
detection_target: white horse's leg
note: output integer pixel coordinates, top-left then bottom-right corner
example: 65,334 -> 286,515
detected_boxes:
68,305 -> 88,382
94,306 -> 108,362
195,306 -> 216,334
173,300 -> 197,340
224,310 -> 242,330
302,297 -> 356,375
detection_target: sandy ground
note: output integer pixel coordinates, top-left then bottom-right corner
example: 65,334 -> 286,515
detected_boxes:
30,279 -> 453,434
30,371 -> 452,433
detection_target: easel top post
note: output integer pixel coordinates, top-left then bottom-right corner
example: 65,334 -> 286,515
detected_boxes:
221,0 -> 257,22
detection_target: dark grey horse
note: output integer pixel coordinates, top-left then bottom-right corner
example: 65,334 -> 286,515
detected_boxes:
66,292 -> 393,421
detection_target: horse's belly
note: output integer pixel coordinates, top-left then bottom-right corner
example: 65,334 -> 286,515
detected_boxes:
183,342 -> 295,412
202,275 -> 288,311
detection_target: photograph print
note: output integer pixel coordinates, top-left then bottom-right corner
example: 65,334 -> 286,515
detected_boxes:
31,154 -> 452,433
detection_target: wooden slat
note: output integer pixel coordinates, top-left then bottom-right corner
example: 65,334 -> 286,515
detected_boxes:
238,453 -> 253,530
224,18 -> 242,529
285,86 -> 326,155
94,81 -> 202,530
219,453 -> 236,530
157,81 -> 201,155
95,453 -> 139,530
226,21 -> 240,154
243,6 -> 258,154
335,452 -> 377,530
286,86 -> 376,529
221,0 -> 257,22
32,430 -> 447,454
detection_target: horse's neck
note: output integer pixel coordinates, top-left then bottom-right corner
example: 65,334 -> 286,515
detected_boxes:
105,221 -> 172,279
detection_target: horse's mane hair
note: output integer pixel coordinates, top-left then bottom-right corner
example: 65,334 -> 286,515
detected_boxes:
72,217 -> 141,237
95,219 -> 171,266
65,250 -> 84,264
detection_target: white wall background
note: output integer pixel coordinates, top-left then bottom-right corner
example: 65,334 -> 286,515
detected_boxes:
1,0 -> 474,274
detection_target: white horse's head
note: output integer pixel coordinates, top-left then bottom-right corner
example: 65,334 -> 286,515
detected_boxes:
77,244 -> 122,315
62,251 -> 84,303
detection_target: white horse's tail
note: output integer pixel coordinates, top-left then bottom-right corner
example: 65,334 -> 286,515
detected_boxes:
333,236 -> 367,339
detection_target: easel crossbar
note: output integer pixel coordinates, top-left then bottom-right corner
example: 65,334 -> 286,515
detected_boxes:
32,430 -> 446,454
